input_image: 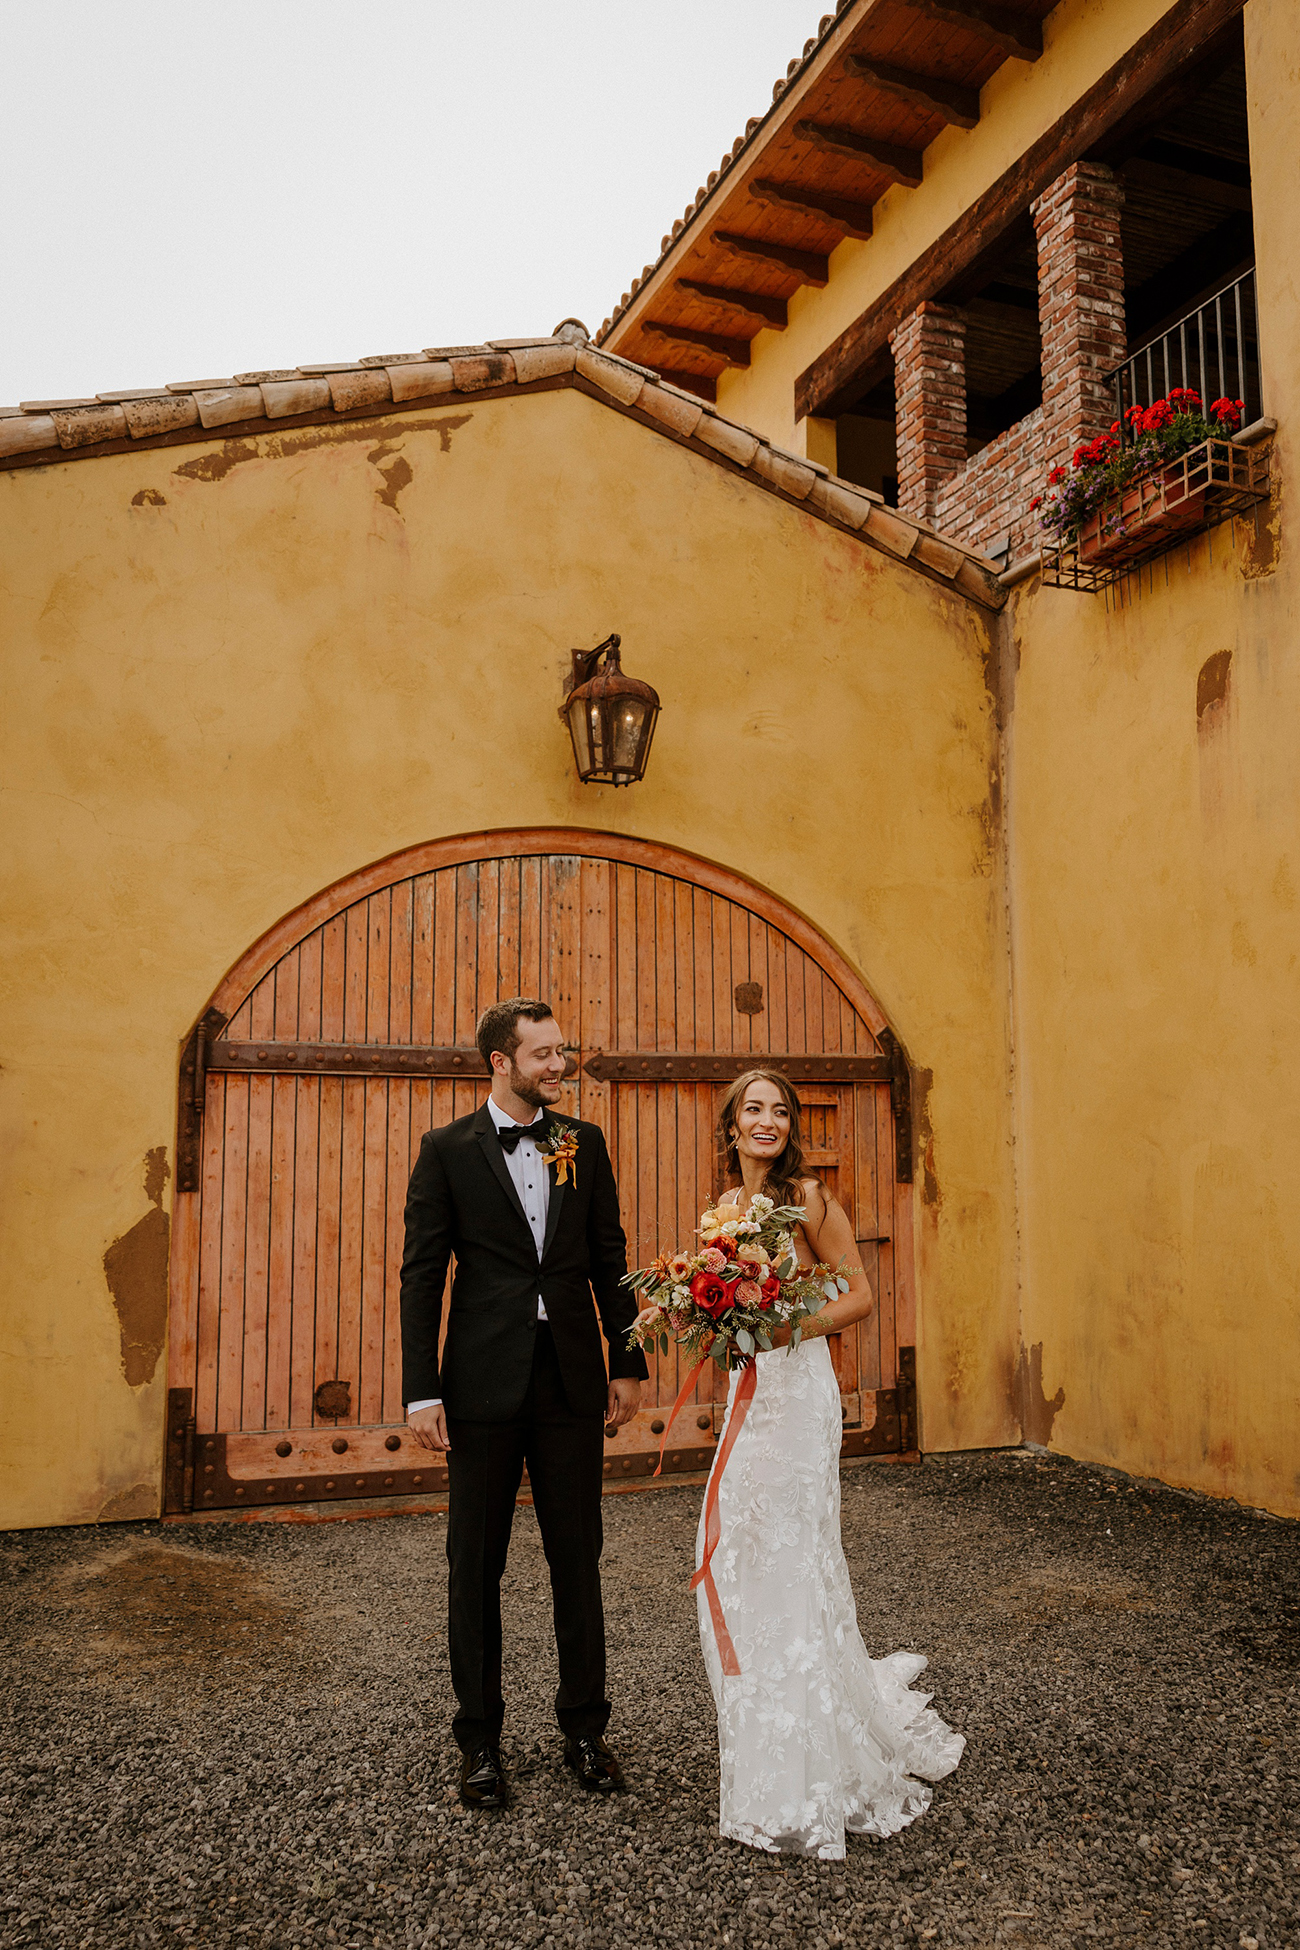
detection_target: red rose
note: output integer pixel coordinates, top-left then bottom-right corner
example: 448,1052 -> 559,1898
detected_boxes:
690,1270 -> 733,1319
757,1275 -> 782,1311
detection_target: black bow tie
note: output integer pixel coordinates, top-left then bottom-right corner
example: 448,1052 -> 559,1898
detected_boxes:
496,1122 -> 540,1153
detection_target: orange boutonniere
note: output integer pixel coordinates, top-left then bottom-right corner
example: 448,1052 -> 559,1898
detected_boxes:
538,1120 -> 580,1186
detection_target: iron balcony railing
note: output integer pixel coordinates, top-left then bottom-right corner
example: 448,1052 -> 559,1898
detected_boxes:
1110,267 -> 1260,444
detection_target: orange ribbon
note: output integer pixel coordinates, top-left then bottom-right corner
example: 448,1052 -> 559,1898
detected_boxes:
651,1346 -> 759,1675
689,1360 -> 758,1677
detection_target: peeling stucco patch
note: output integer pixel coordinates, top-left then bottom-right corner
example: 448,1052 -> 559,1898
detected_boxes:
1015,1339 -> 1065,1444
372,450 -> 414,513
171,412 -> 471,485
912,1067 -> 940,1209
102,1148 -> 170,1388
130,487 -> 167,508
98,1480 -> 156,1522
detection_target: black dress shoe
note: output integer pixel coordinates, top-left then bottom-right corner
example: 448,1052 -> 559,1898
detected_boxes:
563,1734 -> 625,1792
459,1743 -> 507,1809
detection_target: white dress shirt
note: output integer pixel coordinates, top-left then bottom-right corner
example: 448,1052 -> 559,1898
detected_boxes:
408,1096 -> 550,1414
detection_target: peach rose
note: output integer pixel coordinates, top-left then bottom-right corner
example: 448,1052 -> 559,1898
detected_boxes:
736,1243 -> 769,1268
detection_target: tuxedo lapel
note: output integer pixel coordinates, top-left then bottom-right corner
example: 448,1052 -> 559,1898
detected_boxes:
540,1119 -> 573,1260
472,1103 -> 533,1238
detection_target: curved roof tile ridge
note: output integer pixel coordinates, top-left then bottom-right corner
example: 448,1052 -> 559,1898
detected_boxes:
0,330 -> 1004,611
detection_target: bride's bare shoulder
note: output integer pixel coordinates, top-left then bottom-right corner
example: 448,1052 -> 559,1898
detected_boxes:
796,1177 -> 829,1219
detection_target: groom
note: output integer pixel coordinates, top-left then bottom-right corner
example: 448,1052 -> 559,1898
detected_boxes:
401,997 -> 647,1809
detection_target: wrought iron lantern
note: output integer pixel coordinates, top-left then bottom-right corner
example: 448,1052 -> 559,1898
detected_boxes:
561,634 -> 661,786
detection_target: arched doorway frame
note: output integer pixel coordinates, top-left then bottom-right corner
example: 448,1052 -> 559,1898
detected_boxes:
164,828 -> 917,1513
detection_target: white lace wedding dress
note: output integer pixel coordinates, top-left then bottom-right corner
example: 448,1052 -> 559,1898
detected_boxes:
697,1334 -> 965,1858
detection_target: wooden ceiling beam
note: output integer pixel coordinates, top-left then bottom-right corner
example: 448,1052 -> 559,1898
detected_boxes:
641,320 -> 751,368
711,231 -> 830,287
675,280 -> 788,329
909,0 -> 1043,63
795,120 -> 925,189
843,54 -> 982,129
749,178 -> 874,238
795,0 -> 1248,419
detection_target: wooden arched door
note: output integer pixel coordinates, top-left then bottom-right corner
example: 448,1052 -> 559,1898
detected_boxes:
164,831 -> 915,1515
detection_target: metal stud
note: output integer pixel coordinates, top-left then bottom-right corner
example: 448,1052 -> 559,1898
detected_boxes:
275,1440 -> 292,1457
331,1437 -> 348,1454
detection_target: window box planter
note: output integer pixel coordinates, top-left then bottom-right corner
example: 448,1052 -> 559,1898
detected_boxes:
1074,437 -> 1265,570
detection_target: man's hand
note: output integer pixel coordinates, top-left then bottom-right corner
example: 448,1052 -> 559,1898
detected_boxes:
408,1404 -> 451,1453
605,1376 -> 641,1432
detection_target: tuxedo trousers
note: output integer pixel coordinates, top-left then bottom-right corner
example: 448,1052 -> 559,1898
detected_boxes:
445,1322 -> 610,1753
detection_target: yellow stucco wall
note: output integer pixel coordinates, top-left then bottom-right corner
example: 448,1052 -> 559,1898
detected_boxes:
715,0 -> 1174,452
998,0 -> 1299,1520
0,384 -> 1015,1528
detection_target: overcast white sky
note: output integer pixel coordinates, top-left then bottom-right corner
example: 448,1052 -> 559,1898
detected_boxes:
1,1 -> 824,404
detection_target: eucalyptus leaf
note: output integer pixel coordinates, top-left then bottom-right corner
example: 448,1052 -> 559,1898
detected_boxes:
777,1257 -> 795,1279
837,1276 -> 850,1292
822,1280 -> 838,1302
756,1330 -> 772,1351
736,1328 -> 754,1355
790,1325 -> 802,1349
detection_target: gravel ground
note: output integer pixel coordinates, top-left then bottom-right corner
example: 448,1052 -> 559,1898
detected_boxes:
1,1449 -> 1297,1950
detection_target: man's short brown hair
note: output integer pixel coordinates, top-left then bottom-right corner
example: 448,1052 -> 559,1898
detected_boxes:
475,998 -> 557,1072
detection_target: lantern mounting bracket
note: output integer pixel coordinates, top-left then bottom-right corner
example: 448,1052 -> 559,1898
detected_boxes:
563,633 -> 621,700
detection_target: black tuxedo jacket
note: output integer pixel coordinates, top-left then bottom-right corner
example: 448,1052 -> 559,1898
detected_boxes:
399,1104 -> 648,1421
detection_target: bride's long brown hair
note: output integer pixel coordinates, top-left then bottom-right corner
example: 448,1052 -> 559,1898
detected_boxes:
717,1068 -> 812,1208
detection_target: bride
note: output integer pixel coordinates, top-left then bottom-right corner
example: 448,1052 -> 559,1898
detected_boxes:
655,1067 -> 964,1859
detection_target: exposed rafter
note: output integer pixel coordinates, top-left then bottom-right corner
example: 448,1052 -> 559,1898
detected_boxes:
910,0 -> 1043,64
641,321 -> 751,368
794,120 -> 925,189
711,231 -> 830,287
843,54 -> 982,129
748,179 -> 874,239
675,280 -> 788,329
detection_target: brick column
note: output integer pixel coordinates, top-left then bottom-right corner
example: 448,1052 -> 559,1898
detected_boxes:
889,302 -> 967,523
1032,161 -> 1127,482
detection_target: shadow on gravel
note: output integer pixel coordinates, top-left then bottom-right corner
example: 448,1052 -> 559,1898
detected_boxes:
52,1542 -> 301,1685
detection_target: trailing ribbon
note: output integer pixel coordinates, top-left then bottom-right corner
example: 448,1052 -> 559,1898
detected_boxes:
653,1355 -> 710,1478
688,1360 -> 758,1677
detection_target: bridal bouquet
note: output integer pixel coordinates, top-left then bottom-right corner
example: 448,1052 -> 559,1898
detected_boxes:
624,1193 -> 851,1678
624,1193 -> 848,1373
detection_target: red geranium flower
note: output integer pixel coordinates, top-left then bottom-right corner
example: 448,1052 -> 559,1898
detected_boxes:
1029,495 -> 1043,510
1047,465 -> 1067,486
1141,399 -> 1174,432
690,1270 -> 733,1319
1211,396 -> 1244,426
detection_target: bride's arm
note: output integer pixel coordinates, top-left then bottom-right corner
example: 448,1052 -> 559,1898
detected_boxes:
772,1181 -> 874,1343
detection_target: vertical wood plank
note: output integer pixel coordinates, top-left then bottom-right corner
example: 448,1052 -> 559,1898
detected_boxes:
412,874 -> 435,1047
215,1075 -> 249,1434
455,862 -> 479,1049
433,870 -> 458,1050
497,857 -> 522,1003
298,926 -> 323,1043
383,1078 -> 412,1422
875,1082 -> 898,1391
313,1077 -> 343,1425
579,857 -> 611,1136
289,1077 -> 320,1428
194,1074 -> 226,1431
390,878 -> 414,1046
167,1189 -> 203,1402
263,1074 -> 297,1428
710,894 -> 734,1057
358,1076 -> 389,1425
764,925 -> 789,1051
519,855 -> 543,997
344,900 -> 369,1044
335,1081 -> 366,1424
320,915 -> 347,1042
476,857 -> 502,1019
273,947 -> 301,1042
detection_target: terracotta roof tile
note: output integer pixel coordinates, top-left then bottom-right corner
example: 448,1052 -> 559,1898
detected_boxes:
510,343 -> 577,383
233,370 -> 301,385
574,347 -> 645,407
193,384 -> 264,428
387,360 -> 454,402
166,378 -> 234,392
52,404 -> 127,449
261,377 -> 332,418
124,395 -> 200,438
0,415 -> 57,457
327,369 -> 392,412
